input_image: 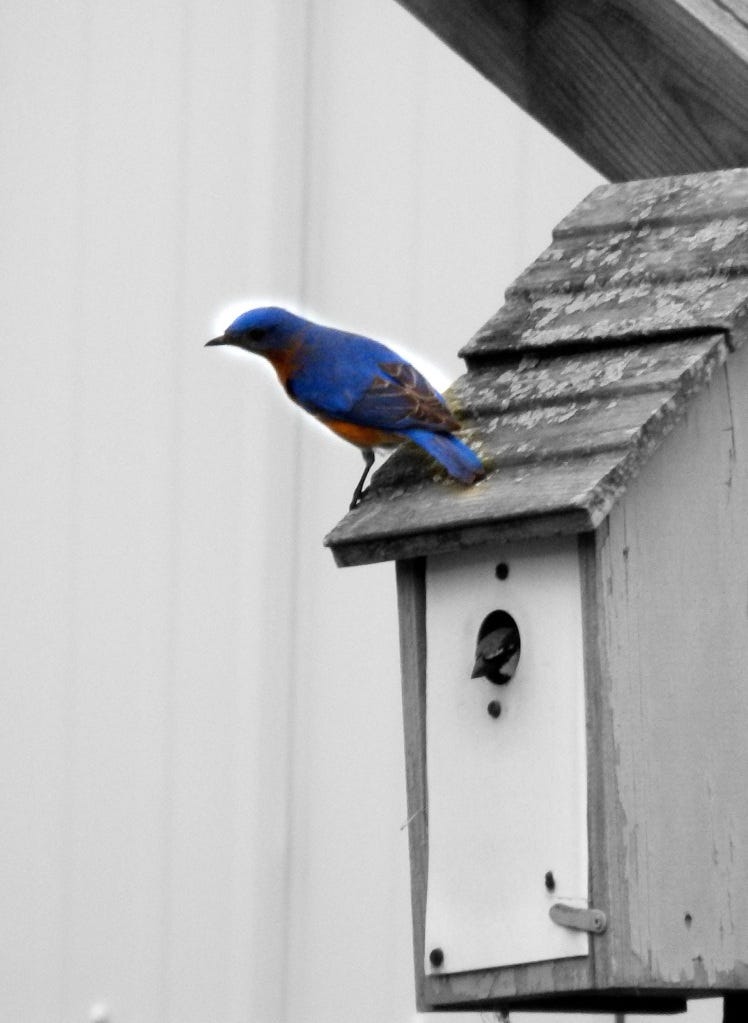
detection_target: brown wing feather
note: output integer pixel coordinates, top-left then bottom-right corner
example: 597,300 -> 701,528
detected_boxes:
348,360 -> 460,432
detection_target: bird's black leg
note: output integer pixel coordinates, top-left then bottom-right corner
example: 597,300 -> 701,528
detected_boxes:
349,448 -> 375,510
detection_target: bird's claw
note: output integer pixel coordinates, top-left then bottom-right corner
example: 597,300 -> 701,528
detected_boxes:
349,448 -> 375,510
348,485 -> 367,511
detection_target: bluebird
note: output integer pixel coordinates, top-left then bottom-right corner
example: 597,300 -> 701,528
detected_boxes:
205,306 -> 484,509
471,613 -> 521,685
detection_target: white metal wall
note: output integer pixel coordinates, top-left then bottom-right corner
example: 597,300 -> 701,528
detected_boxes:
0,1 -> 721,1021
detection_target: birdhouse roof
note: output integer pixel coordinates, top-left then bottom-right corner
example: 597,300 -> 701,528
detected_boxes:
326,168 -> 748,567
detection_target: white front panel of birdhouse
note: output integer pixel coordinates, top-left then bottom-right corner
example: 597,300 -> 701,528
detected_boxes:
424,538 -> 588,974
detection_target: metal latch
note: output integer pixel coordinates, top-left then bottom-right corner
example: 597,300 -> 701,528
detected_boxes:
549,902 -> 607,934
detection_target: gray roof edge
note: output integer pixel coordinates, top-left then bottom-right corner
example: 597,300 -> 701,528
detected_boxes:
325,507 -> 598,568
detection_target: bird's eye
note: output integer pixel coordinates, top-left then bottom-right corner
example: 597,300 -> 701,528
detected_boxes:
248,327 -> 266,341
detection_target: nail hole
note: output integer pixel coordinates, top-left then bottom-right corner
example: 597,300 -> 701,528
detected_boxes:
544,870 -> 556,891
495,562 -> 509,580
685,913 -> 693,927
429,947 -> 444,968
487,700 -> 502,719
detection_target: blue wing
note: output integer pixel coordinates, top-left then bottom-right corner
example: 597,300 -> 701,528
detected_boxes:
288,329 -> 458,433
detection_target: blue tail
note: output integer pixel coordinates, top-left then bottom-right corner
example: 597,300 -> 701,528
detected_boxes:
406,428 -> 485,484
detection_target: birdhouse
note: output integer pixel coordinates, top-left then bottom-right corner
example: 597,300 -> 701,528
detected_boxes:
326,169 -> 748,1015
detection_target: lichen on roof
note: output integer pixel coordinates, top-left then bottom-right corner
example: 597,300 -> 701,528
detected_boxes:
326,169 -> 748,567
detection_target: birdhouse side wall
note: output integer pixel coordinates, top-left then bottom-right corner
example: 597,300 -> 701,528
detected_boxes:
586,336 -> 748,993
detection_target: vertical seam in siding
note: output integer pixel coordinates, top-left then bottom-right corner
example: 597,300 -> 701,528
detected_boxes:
278,3 -> 316,1019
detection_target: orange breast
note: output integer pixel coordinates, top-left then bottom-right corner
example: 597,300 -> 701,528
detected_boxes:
262,340 -> 400,449
316,415 -> 400,449
264,336 -> 304,387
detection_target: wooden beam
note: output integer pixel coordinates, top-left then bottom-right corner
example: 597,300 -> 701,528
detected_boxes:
394,0 -> 748,181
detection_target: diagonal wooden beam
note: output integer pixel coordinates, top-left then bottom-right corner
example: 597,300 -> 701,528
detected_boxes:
394,0 -> 748,181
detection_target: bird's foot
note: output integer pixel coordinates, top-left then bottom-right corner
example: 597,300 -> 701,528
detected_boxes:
349,448 -> 375,510
349,485 -> 368,511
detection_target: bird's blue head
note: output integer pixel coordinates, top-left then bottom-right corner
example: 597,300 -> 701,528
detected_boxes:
205,306 -> 305,353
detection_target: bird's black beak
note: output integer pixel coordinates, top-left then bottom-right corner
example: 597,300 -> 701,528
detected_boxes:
470,658 -> 485,680
205,336 -> 226,347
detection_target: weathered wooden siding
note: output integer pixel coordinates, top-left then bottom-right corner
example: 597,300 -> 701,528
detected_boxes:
589,332 -> 748,996
1,3 -> 308,1020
